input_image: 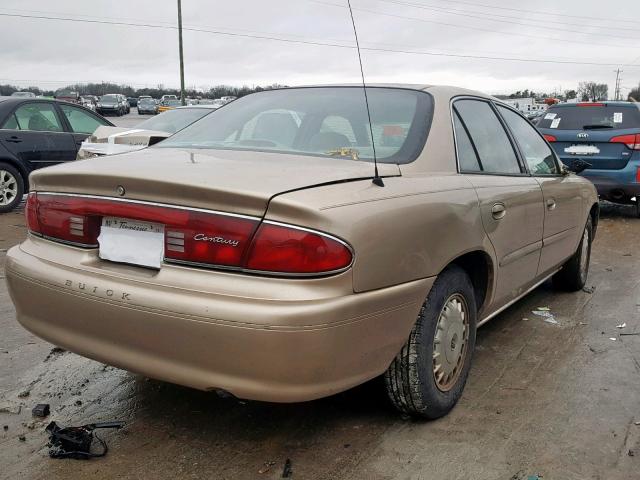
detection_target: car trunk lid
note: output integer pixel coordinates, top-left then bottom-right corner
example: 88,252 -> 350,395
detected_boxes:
29,147 -> 400,217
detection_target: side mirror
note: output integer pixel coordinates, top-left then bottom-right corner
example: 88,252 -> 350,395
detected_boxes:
562,158 -> 591,175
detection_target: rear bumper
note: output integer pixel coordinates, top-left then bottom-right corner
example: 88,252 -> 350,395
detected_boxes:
5,237 -> 432,402
580,163 -> 640,200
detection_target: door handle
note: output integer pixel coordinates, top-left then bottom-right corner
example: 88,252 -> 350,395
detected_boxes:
491,203 -> 506,219
546,199 -> 556,210
5,136 -> 22,143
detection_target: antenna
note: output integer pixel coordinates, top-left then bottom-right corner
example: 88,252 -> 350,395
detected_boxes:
346,0 -> 384,187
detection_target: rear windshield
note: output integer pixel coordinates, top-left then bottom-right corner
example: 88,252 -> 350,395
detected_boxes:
138,108 -> 213,134
158,87 -> 433,164
537,104 -> 640,130
139,99 -> 155,105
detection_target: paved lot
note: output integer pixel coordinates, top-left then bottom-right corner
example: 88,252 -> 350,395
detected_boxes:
1,198 -> 639,479
107,108 -> 152,128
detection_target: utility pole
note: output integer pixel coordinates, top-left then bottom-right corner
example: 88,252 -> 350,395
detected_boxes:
177,0 -> 186,105
614,68 -> 622,101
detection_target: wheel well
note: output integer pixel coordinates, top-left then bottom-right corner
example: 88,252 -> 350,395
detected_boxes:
450,251 -> 492,312
0,157 -> 30,192
589,203 -> 599,237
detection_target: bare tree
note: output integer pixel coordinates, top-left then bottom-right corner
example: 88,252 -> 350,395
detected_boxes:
578,82 -> 608,101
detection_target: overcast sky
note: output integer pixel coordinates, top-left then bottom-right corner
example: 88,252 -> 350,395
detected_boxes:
1,0 -> 639,96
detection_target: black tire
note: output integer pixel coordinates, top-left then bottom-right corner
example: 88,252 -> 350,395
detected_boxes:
0,162 -> 25,213
384,265 -> 477,419
552,216 -> 593,291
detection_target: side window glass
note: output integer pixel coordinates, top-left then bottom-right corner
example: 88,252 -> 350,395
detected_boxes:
454,100 -> 521,174
13,103 -> 63,132
2,114 -> 19,130
497,105 -> 559,175
60,104 -> 106,134
453,110 -> 481,172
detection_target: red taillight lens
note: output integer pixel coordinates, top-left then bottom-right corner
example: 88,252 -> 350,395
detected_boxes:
543,134 -> 556,142
246,223 -> 353,274
25,194 -> 353,276
25,193 -> 41,234
610,133 -> 640,150
577,102 -> 605,107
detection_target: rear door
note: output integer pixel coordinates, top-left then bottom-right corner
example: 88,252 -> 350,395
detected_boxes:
453,98 -> 544,308
537,103 -> 640,172
497,104 -> 583,275
0,102 -> 77,169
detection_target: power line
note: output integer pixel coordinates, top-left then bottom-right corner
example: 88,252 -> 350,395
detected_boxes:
1,11 -> 639,69
428,0 -> 640,25
378,0 -> 640,40
308,0 -> 637,50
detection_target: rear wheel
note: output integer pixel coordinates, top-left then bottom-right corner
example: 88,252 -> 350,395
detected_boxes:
552,216 -> 592,291
384,265 -> 477,418
0,162 -> 25,213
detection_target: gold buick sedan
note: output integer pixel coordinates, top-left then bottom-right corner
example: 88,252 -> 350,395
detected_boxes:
6,85 -> 598,418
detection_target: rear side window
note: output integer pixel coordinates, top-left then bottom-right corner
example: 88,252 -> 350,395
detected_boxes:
453,110 -> 481,172
454,99 -> 521,174
537,105 -> 640,130
60,104 -> 108,134
497,106 -> 558,175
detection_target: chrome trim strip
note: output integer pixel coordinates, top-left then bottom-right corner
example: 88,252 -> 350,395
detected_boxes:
477,269 -> 559,327
36,192 -> 261,221
164,258 -> 352,278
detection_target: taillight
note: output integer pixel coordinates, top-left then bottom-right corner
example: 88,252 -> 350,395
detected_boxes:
610,133 -> 640,150
25,193 -> 353,276
543,134 -> 556,142
577,102 -> 605,107
245,222 -> 353,274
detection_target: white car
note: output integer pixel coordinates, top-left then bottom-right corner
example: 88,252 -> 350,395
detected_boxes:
77,105 -> 219,158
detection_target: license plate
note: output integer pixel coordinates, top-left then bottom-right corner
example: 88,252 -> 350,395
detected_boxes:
98,217 -> 164,269
564,145 -> 600,155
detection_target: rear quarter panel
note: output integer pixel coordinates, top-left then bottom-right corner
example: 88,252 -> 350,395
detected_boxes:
265,174 -> 494,293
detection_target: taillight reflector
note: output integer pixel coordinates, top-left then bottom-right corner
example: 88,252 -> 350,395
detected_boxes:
25,193 -> 353,276
543,134 -> 556,142
610,133 -> 640,150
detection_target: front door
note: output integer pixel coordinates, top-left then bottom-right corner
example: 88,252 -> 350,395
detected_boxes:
453,99 -> 545,308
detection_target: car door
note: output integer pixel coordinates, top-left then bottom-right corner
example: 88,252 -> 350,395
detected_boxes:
58,103 -> 112,152
0,102 -> 77,169
453,98 -> 545,308
496,104 -> 583,275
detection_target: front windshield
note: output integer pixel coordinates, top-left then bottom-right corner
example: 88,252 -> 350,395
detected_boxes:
164,100 -> 181,106
101,95 -> 118,102
139,99 -> 155,105
158,87 -> 432,164
137,108 -> 213,134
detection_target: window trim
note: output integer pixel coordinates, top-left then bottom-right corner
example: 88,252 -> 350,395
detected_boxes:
493,101 -> 563,177
450,95 -> 528,177
1,101 -> 66,134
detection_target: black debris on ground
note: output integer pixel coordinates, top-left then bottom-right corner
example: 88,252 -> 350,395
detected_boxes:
32,404 -> 50,418
281,458 -> 293,478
